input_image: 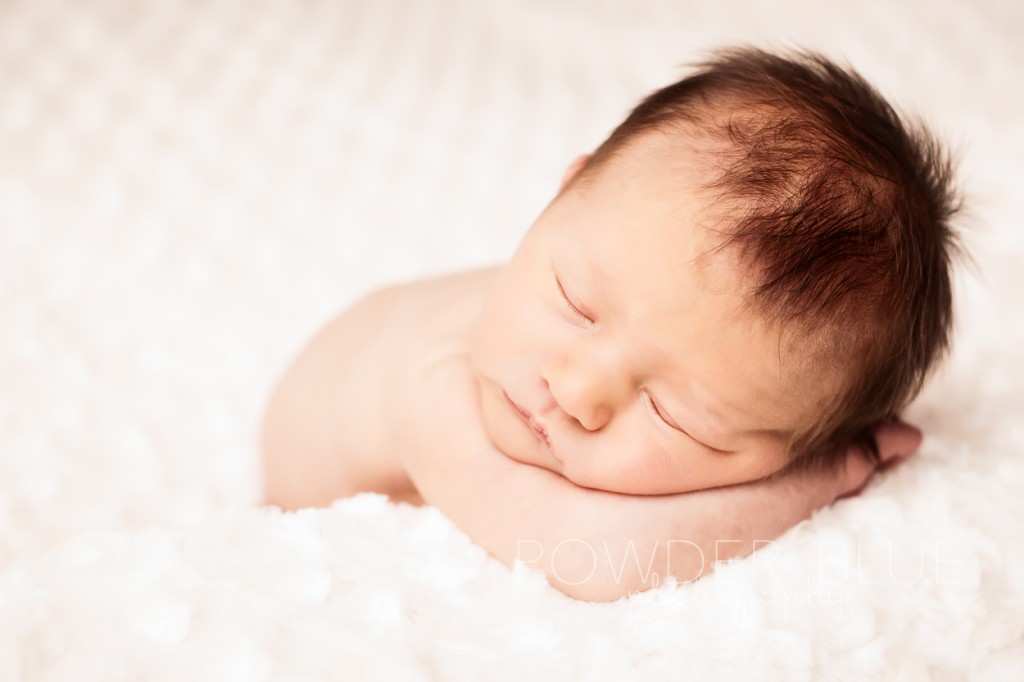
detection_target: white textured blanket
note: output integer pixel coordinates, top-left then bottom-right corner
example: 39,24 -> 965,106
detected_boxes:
1,0 -> 1022,679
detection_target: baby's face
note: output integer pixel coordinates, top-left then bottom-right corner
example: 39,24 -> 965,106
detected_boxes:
468,133 -> 839,494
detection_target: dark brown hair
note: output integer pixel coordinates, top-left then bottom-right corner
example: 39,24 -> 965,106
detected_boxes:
585,47 -> 961,476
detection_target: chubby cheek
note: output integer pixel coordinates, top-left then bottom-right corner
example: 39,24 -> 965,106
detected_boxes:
593,429 -> 666,480
474,374 -> 511,449
467,308 -> 511,380
468,284 -> 540,377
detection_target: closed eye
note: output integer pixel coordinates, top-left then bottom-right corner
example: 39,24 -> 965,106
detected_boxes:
555,274 -> 593,323
644,391 -> 729,453
644,391 -> 681,431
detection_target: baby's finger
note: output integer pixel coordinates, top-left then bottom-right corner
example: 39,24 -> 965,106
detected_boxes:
874,419 -> 923,467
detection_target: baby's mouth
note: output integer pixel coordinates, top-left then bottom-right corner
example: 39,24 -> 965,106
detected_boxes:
502,389 -> 557,456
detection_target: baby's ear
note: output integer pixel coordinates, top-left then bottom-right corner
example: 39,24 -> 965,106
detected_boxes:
560,154 -> 592,192
874,418 -> 923,469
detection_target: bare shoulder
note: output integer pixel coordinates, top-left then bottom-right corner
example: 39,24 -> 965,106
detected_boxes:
260,264 -> 500,510
378,264 -> 502,370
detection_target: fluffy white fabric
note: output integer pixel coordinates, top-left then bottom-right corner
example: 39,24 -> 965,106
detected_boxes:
1,0 -> 1022,679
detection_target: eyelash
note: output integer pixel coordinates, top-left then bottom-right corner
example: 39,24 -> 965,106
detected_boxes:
644,391 -> 678,431
645,392 -> 724,453
555,276 -> 593,323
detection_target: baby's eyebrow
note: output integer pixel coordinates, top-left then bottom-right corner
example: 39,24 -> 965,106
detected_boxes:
685,397 -> 738,441
681,389 -> 790,443
705,402 -> 793,442
690,408 -> 787,445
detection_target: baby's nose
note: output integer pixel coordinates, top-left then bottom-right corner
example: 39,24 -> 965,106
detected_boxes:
545,372 -> 613,431
543,346 -> 629,431
572,398 -> 613,432
548,376 -> 610,430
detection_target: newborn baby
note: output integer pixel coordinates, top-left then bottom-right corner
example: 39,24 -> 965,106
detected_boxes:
261,48 -> 958,601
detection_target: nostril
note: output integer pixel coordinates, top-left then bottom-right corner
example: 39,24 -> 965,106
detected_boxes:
536,380 -> 560,416
540,369 -> 607,431
571,406 -> 607,433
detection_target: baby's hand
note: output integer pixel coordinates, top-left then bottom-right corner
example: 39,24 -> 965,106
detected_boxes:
390,352 -> 925,600
834,419 -> 922,501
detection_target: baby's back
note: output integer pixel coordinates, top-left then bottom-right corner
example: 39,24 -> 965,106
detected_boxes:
261,265 -> 499,509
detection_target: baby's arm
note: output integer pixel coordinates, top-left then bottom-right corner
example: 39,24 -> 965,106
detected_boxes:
390,352 -> 917,602
261,288 -> 420,510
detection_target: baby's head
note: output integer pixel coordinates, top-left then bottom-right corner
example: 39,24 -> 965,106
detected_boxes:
469,47 -> 959,493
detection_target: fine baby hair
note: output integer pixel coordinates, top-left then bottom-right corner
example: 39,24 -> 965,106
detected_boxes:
573,47 -> 961,476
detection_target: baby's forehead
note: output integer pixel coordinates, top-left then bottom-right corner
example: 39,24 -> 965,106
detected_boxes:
579,218 -> 753,300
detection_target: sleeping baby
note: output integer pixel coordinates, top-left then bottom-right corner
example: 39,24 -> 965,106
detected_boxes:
260,47 -> 959,601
